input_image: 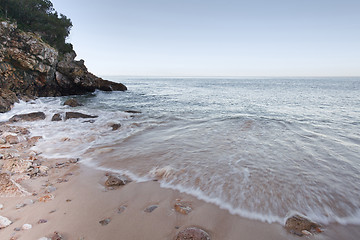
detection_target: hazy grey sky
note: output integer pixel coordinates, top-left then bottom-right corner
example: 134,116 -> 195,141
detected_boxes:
52,0 -> 360,77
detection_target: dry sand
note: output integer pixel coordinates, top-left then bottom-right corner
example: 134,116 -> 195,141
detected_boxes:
1,124 -> 359,240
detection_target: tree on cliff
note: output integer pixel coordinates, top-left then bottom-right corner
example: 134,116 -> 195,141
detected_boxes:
0,0 -> 73,53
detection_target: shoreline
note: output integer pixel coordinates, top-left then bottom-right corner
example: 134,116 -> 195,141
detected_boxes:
0,121 -> 359,239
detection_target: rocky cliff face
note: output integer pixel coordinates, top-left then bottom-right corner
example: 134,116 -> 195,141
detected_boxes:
0,21 -> 127,112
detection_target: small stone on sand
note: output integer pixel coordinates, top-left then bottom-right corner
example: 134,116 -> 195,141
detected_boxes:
144,205 -> 158,213
99,218 -> 111,226
22,223 -> 32,230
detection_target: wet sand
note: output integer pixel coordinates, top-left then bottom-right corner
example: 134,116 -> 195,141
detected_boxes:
1,124 -> 359,240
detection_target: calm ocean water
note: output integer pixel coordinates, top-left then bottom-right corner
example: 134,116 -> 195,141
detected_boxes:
2,77 -> 360,225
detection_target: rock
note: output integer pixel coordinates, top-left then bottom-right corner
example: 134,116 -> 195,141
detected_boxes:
0,215 -> 12,229
28,136 -> 42,146
22,223 -> 32,230
144,205 -> 159,213
285,215 -> 321,236
45,186 -> 56,193
63,98 -> 83,107
110,123 -> 121,131
2,158 -> 32,173
9,112 -> 46,122
0,203 -> 3,209
38,238 -> 51,240
24,199 -> 34,205
65,112 -> 98,120
302,230 -> 312,235
38,219 -> 47,224
96,79 -> 127,91
38,194 -> 54,202
117,205 -> 127,214
105,175 -> 131,187
14,227 -> 21,231
125,110 -> 141,114
176,227 -> 211,240
16,203 -> 26,209
5,135 -> 19,144
51,231 -> 64,240
174,202 -> 192,215
51,113 -> 62,121
0,173 -> 29,196
39,166 -> 49,174
0,20 -> 127,113
0,89 -> 19,113
99,218 -> 111,226
0,138 -> 5,144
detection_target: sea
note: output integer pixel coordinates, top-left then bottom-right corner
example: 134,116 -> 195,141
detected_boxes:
1,77 -> 360,226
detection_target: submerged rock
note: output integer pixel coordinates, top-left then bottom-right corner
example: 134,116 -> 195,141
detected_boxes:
176,227 -> 211,240
63,98 -> 83,107
9,112 -> 46,122
285,215 -> 321,236
65,112 -> 98,120
51,113 -> 62,121
110,123 -> 121,131
105,175 -> 131,187
0,215 -> 12,229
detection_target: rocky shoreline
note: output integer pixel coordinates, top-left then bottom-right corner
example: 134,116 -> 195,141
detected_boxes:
0,20 -> 127,113
0,108 -> 328,239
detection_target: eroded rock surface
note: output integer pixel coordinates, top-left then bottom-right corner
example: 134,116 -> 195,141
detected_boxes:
0,20 -> 127,113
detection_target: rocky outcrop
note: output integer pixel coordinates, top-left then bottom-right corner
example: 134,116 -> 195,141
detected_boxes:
0,21 -> 127,113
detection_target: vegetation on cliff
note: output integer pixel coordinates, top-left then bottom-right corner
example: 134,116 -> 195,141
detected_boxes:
0,0 -> 73,53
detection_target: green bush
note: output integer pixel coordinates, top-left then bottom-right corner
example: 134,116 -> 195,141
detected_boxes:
0,0 -> 73,54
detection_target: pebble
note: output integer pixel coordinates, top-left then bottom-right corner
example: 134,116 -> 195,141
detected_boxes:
0,203 -> 3,210
22,223 -> 32,230
117,205 -> 127,214
38,219 -> 47,224
99,218 -> 111,226
302,230 -> 312,235
144,205 -> 159,213
24,199 -> 34,205
45,186 -> 56,193
174,202 -> 192,215
39,194 -> 54,202
16,203 -> 26,209
14,227 -> 21,231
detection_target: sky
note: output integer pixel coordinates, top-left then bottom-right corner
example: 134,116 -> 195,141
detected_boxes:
51,0 -> 360,77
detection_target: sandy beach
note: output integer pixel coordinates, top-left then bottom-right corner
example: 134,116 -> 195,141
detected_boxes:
0,121 -> 359,240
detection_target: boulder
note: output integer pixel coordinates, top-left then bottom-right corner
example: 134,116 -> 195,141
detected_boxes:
9,112 -> 46,122
285,215 -> 321,236
176,227 -> 211,240
96,79 -> 127,91
63,98 -> 83,107
65,112 -> 98,120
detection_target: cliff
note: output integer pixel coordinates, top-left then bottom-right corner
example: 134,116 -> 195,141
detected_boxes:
0,21 -> 127,112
